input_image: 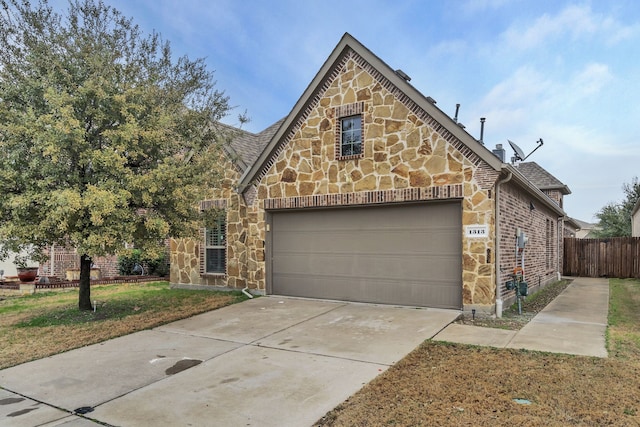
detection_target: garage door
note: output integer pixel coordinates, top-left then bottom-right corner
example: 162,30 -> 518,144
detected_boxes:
268,202 -> 462,309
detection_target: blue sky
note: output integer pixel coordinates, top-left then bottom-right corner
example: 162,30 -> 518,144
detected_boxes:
49,0 -> 640,222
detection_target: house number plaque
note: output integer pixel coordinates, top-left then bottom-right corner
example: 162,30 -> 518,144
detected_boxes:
465,225 -> 488,238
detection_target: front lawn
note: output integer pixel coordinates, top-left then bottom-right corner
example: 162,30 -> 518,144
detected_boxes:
0,282 -> 248,369
315,278 -> 640,426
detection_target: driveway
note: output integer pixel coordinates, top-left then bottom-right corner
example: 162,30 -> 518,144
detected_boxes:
0,297 -> 458,427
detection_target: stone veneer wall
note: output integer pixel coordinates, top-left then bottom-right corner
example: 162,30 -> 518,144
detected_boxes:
243,49 -> 501,307
169,238 -> 201,285
169,152 -> 245,287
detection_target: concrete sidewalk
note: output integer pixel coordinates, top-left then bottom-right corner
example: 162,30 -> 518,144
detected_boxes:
0,297 -> 458,427
433,277 -> 609,358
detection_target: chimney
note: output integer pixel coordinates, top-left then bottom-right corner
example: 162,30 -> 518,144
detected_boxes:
479,117 -> 486,145
492,143 -> 506,162
454,104 -> 460,123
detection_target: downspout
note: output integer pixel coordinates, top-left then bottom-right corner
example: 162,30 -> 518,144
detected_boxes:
557,216 -> 565,281
495,171 -> 513,318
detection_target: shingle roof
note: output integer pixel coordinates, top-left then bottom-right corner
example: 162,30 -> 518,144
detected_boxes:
516,162 -> 571,195
572,218 -> 596,229
220,118 -> 285,172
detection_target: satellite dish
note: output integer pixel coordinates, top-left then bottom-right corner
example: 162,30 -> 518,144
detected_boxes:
507,139 -> 544,163
508,140 -> 526,161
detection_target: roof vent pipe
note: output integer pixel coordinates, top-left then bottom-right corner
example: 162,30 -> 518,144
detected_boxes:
395,69 -> 411,82
479,117 -> 486,145
454,104 -> 460,123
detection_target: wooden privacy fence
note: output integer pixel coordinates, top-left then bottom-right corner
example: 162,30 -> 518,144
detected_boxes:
564,237 -> 640,278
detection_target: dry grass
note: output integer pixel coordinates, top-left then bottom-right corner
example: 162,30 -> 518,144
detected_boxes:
315,278 -> 640,427
3,279 -> 640,426
455,279 -> 572,330
0,282 -> 246,370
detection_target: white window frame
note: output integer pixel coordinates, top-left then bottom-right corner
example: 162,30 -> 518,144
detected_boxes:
205,216 -> 226,274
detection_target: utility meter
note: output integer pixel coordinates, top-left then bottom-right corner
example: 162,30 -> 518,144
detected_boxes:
516,228 -> 528,249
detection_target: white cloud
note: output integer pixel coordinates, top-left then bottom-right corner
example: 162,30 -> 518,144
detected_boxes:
501,4 -> 636,50
570,63 -> 613,97
480,66 -> 552,110
462,0 -> 513,12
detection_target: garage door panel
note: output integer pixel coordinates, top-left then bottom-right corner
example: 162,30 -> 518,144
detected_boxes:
270,202 -> 462,309
274,254 -> 457,281
274,274 -> 459,308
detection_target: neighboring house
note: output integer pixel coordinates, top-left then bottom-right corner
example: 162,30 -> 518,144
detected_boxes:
39,247 -> 120,280
0,248 -> 18,278
170,33 -> 573,314
632,198 -> 640,237
572,219 -> 600,239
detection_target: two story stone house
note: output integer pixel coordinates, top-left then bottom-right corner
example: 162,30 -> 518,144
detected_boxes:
170,33 -> 571,315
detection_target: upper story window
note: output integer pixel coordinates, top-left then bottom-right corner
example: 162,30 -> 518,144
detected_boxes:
340,116 -> 362,157
335,102 -> 365,160
205,216 -> 226,274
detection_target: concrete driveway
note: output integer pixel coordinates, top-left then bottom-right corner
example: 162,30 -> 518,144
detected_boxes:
0,297 -> 458,427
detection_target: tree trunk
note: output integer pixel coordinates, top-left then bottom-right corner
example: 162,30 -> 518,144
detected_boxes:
78,254 -> 93,311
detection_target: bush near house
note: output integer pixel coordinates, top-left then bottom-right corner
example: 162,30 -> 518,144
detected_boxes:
118,249 -> 169,277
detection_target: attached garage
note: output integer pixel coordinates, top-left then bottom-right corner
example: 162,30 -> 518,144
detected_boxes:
267,202 -> 462,309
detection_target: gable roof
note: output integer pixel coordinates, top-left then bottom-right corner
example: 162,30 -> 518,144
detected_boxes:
515,162 -> 571,195
220,119 -> 285,172
572,218 -> 596,229
227,33 -> 569,220
502,163 -> 566,217
238,32 -> 503,189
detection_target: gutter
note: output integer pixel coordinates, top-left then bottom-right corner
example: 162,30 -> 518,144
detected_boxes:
503,164 -> 566,217
495,171 -> 513,318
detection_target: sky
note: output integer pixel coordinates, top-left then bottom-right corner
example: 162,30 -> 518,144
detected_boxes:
48,0 -> 640,223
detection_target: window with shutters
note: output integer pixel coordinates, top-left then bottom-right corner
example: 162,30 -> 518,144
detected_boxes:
205,216 -> 226,274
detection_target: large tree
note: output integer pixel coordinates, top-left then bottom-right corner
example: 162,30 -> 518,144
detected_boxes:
594,177 -> 640,238
0,0 -> 236,309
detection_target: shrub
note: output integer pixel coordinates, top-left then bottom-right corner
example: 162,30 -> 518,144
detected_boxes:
118,250 -> 168,277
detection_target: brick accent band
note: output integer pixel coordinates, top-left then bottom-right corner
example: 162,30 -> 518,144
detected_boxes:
200,199 -> 228,210
264,184 -> 463,210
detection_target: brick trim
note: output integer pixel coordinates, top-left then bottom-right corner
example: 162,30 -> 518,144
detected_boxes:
250,49 -> 492,190
200,199 -> 227,210
264,184 -> 463,210
349,52 -> 484,167
335,101 -> 365,118
335,102 -> 365,161
253,52 -> 352,185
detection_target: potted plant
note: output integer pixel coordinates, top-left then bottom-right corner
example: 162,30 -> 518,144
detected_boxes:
14,254 -> 39,282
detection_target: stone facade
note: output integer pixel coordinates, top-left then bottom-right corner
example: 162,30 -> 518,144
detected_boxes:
169,35 -> 568,312
171,48 -> 501,307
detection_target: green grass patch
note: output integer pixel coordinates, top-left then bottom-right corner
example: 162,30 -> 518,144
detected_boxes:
12,282 -> 248,328
608,278 -> 640,358
609,278 -> 640,327
0,281 -> 250,370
